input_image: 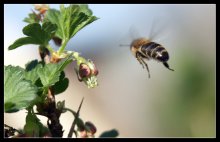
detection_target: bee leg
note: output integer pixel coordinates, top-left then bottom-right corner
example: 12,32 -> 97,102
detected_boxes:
140,58 -> 151,78
136,53 -> 145,69
163,62 -> 174,71
136,53 -> 150,78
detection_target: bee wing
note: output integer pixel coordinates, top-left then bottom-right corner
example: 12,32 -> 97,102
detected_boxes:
148,19 -> 157,41
148,18 -> 171,42
118,25 -> 140,47
129,25 -> 141,40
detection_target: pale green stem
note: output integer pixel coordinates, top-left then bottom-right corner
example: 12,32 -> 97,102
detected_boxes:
42,86 -> 49,98
63,108 -> 77,117
71,52 -> 86,66
72,52 -> 79,60
58,39 -> 68,55
46,44 -> 54,53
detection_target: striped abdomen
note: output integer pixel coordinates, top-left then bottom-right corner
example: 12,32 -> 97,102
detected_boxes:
141,42 -> 169,62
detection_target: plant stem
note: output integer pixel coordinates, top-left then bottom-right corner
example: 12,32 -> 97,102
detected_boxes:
40,49 -> 63,137
68,97 -> 84,138
46,44 -> 54,53
57,39 -> 68,55
64,108 -> 77,117
4,124 -> 23,135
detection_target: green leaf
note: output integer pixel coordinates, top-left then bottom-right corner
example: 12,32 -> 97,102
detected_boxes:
8,22 -> 57,50
4,65 -> 38,113
38,63 -> 60,87
38,56 -> 73,87
24,111 -> 48,137
25,64 -> 43,84
25,59 -> 39,71
44,9 -> 62,39
24,60 -> 43,84
52,71 -> 69,95
24,60 -> 44,105
99,129 -> 119,138
57,100 -> 67,113
76,117 -> 85,131
68,11 -> 98,39
8,37 -> 40,50
23,13 -> 40,24
78,4 -> 93,15
44,4 -> 98,41
39,125 -> 50,137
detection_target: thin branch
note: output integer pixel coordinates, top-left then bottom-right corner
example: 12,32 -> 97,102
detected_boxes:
63,108 -> 77,116
68,97 -> 84,138
4,124 -> 23,137
38,45 -> 64,137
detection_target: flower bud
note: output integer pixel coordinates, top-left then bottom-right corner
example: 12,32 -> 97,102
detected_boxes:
85,121 -> 97,136
90,62 -> 98,76
42,132 -> 52,138
79,63 -> 91,78
76,118 -> 85,132
79,130 -> 88,138
34,4 -> 49,14
51,52 -> 61,63
73,52 -> 99,88
78,61 -> 99,88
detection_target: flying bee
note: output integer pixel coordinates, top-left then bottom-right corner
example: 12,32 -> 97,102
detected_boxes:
129,38 -> 174,78
120,37 -> 174,78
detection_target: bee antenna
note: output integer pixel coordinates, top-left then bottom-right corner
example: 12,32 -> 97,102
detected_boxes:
119,44 -> 130,47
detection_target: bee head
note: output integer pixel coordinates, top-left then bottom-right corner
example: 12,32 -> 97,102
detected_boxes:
130,38 -> 149,49
130,38 -> 150,56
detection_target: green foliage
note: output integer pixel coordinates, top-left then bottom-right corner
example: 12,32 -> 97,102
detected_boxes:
57,100 -> 67,113
38,56 -> 73,87
25,60 -> 43,84
72,52 -> 98,88
24,110 -> 50,137
23,13 -> 40,24
44,4 -> 98,41
25,60 -> 39,71
8,22 -> 57,50
4,65 -> 38,113
4,54 -> 74,114
4,4 -> 118,138
99,129 -> 119,138
76,118 -> 85,131
52,71 -> 69,95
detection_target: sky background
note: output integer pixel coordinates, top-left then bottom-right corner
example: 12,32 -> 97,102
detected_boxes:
4,4 -> 216,137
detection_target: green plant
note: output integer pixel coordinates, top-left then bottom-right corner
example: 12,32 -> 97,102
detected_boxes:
4,4 -> 118,138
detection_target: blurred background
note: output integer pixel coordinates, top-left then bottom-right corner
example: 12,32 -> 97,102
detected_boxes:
4,4 -> 216,137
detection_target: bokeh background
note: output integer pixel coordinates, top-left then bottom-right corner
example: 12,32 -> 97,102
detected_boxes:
4,4 -> 216,137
